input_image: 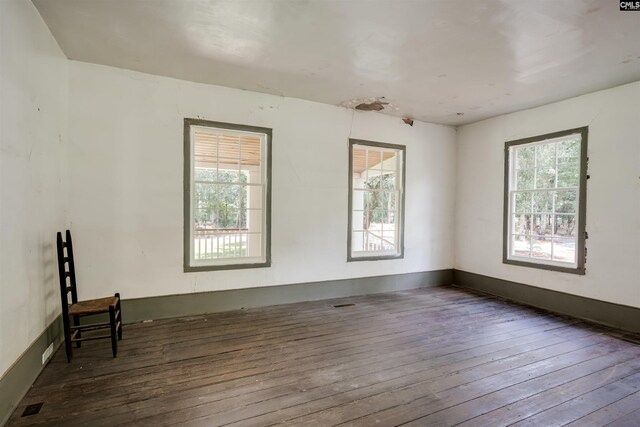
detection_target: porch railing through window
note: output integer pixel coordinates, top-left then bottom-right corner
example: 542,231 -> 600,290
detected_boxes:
364,229 -> 395,252
194,228 -> 250,259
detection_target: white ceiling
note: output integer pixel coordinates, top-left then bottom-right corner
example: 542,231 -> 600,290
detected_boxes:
33,0 -> 640,126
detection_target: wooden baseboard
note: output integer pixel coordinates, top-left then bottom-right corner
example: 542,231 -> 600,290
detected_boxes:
453,269 -> 640,333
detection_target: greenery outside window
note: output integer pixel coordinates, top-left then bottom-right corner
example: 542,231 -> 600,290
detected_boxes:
503,127 -> 588,274
184,119 -> 271,271
348,139 -> 406,261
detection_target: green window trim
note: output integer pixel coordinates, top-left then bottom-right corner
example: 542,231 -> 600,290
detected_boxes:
183,118 -> 272,272
502,126 -> 589,275
347,138 -> 406,262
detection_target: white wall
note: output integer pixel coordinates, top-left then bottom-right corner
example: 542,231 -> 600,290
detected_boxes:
455,81 -> 640,308
67,61 -> 456,301
0,0 -> 69,377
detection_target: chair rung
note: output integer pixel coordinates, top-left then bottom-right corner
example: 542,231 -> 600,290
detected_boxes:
71,322 -> 111,331
71,335 -> 112,342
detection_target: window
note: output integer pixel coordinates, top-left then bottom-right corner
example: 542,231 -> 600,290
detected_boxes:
184,119 -> 271,271
348,139 -> 405,261
503,127 -> 588,274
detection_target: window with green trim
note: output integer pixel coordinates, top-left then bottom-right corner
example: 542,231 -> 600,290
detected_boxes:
348,139 -> 405,261
184,119 -> 271,271
504,127 -> 588,274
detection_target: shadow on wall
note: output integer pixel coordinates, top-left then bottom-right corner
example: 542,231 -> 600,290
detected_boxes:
40,237 -> 61,335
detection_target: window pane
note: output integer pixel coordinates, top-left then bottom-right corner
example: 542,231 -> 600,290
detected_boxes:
245,167 -> 263,185
217,233 -> 246,258
246,233 -> 262,258
515,146 -> 535,169
365,173 -> 382,190
246,185 -> 263,210
557,138 -> 580,158
513,192 -> 531,213
536,144 -> 556,167
531,214 -> 553,240
194,168 -> 217,182
515,169 -> 534,190
240,136 -> 262,166
382,153 -> 398,172
352,173 -> 366,190
246,209 -> 262,233
381,210 -> 396,225
381,172 -> 396,190
352,210 -> 366,231
366,150 -> 384,170
513,213 -> 532,235
554,215 -> 576,237
194,233 -> 218,260
557,157 -> 579,188
535,166 -> 556,189
351,231 -> 365,251
213,185 -> 245,229
382,191 -> 397,211
533,191 -> 553,213
530,236 -> 552,260
352,147 -> 367,180
216,166 -> 245,183
194,183 -> 217,227
512,214 -> 527,235
555,190 -> 577,213
512,234 -> 531,258
553,237 -> 575,263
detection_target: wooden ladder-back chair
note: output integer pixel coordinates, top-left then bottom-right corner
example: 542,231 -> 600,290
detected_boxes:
56,230 -> 122,362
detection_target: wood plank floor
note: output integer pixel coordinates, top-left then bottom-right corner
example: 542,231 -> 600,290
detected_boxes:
7,285 -> 640,427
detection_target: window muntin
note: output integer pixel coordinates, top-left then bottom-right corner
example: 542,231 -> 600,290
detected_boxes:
185,120 -> 271,271
504,127 -> 587,274
348,139 -> 405,261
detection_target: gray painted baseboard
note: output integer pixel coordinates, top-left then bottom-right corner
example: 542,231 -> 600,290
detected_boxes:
122,270 -> 453,323
453,269 -> 640,333
0,316 -> 63,427
0,269 -> 452,425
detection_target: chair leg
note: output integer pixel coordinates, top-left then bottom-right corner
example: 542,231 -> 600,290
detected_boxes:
115,293 -> 122,340
109,305 -> 118,358
73,315 -> 81,347
62,315 -> 72,363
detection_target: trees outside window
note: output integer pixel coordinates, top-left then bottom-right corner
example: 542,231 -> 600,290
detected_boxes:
504,127 -> 588,274
184,119 -> 271,271
348,139 -> 405,261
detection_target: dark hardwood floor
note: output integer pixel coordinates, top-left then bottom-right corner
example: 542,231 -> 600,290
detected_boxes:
8,285 -> 640,426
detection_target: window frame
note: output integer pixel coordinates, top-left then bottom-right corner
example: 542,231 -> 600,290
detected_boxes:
183,118 -> 272,272
347,138 -> 406,262
502,126 -> 588,275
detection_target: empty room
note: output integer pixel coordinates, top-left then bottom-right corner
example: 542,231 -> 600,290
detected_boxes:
1,0 -> 640,425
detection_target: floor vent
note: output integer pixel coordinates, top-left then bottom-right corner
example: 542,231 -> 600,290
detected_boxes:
333,303 -> 355,308
22,402 -> 44,417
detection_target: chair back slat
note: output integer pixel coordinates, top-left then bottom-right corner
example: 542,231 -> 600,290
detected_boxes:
56,232 -> 70,317
65,230 -> 79,304
57,230 -> 79,311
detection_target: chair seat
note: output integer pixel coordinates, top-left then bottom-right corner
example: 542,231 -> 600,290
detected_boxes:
68,296 -> 119,316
